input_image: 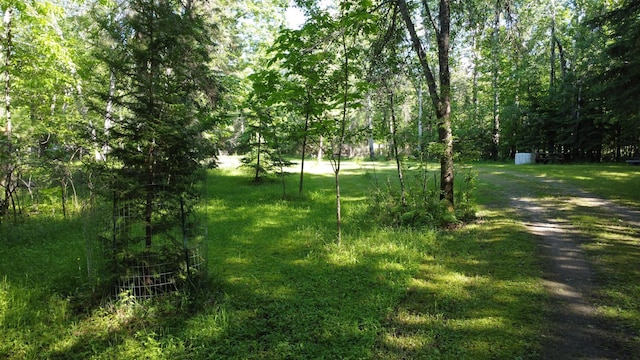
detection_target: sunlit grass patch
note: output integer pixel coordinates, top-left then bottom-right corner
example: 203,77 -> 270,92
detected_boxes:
16,159 -> 640,358
181,303 -> 230,339
375,207 -> 546,359
499,163 -> 640,207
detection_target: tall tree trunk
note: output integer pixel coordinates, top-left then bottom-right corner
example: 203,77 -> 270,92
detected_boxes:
145,7 -> 157,248
555,38 -> 566,79
491,3 -> 501,160
317,135 -> 323,165
417,82 -> 423,154
1,8 -> 13,219
333,13 -> 351,245
299,127 -> 307,194
273,126 -> 286,199
61,177 -> 67,219
2,8 -> 11,142
299,93 -> 310,194
146,148 -> 154,247
471,30 -> 480,127
439,113 -> 454,209
255,131 -> 262,181
334,163 -> 342,243
550,0 -> 556,92
99,71 -> 116,161
437,0 -> 453,209
366,92 -> 375,160
396,0 -> 454,209
389,90 -> 406,207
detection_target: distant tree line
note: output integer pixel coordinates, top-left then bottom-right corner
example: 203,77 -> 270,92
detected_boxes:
1,0 -> 638,224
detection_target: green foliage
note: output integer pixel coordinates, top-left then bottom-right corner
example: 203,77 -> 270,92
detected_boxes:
367,163 -> 477,228
239,69 -> 296,181
91,0 -> 218,204
0,0 -> 88,221
5,0 -> 640,354
92,0 -> 218,187
239,143 -> 295,181
454,166 -> 478,221
369,175 -> 441,228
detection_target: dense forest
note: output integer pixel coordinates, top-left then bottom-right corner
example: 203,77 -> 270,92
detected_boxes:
1,0 -> 639,220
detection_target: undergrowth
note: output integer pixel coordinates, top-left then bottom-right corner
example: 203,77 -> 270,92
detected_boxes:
367,164 -> 478,228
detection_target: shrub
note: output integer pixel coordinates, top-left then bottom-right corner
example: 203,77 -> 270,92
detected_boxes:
367,166 -> 477,228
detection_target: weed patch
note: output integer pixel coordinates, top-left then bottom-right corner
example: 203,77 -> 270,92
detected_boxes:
365,164 -> 478,228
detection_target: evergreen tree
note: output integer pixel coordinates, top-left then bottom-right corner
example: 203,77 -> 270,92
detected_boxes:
589,0 -> 640,159
92,0 -> 219,252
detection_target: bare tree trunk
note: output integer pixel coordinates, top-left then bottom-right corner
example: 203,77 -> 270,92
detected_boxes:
417,82 -> 423,153
299,95 -> 310,194
102,71 -> 116,161
3,8 -> 11,142
61,177 -> 67,219
334,164 -> 342,243
145,141 -> 155,247
550,0 -> 556,91
332,13 -> 352,245
255,131 -> 261,181
491,3 -> 501,160
366,92 -> 375,159
145,9 -> 157,248
273,126 -> 287,199
317,135 -> 323,165
472,32 -> 480,127
437,0 -> 454,209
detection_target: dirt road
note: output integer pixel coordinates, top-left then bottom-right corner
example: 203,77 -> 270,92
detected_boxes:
478,167 -> 640,359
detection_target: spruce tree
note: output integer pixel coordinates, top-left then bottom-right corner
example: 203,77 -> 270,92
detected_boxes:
91,0 -> 219,293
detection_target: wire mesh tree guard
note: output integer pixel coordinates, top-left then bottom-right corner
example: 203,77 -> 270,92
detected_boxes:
84,183 -> 207,299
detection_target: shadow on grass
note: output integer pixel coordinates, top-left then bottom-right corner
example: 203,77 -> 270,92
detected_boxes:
1,169 -> 400,359
1,165 -> 549,359
476,164 -> 640,358
185,171 -> 411,358
0,216 -> 93,359
374,214 -> 547,359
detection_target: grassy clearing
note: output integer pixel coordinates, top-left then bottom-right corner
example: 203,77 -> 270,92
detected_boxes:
575,211 -> 640,332
9,159 -> 628,359
375,220 -> 546,359
482,162 -> 640,207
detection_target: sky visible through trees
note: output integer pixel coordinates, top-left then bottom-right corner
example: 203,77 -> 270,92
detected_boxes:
1,2 -> 640,357
0,0 -> 639,223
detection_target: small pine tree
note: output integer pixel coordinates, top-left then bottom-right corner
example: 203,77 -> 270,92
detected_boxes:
90,0 -> 219,295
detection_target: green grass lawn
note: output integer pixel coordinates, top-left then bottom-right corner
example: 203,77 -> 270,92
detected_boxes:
0,159 -> 637,359
481,162 -> 640,207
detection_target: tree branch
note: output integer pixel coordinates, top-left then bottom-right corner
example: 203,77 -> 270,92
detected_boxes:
395,0 -> 440,109
422,0 -> 439,36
